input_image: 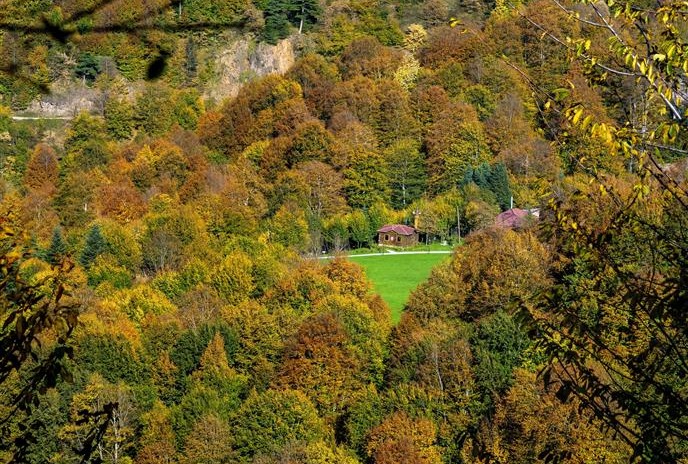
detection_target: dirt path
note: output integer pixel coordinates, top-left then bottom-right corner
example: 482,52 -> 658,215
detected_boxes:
11,116 -> 73,120
319,250 -> 454,259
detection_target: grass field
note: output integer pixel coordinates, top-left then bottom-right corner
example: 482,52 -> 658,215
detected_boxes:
349,253 -> 451,323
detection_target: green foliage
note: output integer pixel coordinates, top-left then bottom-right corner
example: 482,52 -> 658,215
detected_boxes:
384,139 -> 426,208
0,222 -> 81,462
76,334 -> 146,384
64,113 -> 106,148
135,84 -> 176,136
86,255 -> 132,289
462,162 -> 512,211
182,0 -> 249,25
54,171 -> 97,228
347,210 -> 372,248
4,0 -> 682,460
79,224 -> 107,269
231,389 -> 326,460
463,84 -> 496,121
262,0 -> 322,44
210,250 -> 255,304
344,151 -> 390,209
74,53 -> 102,83
104,98 -> 135,140
470,311 -> 530,404
173,334 -> 248,440
343,385 -> 385,458
45,226 -> 67,266
262,0 -> 292,44
169,324 -> 240,379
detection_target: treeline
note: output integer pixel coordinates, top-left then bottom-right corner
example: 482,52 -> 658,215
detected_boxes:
0,217 -> 636,463
3,7 -> 569,253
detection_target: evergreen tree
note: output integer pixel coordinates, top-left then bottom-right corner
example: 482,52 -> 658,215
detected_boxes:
74,53 -> 102,84
262,0 -> 291,44
79,224 -> 107,269
46,226 -> 67,265
262,0 -> 321,43
287,0 -> 321,34
461,165 -> 474,187
487,163 -> 512,211
384,139 -> 426,208
461,163 -> 512,211
472,162 -> 490,189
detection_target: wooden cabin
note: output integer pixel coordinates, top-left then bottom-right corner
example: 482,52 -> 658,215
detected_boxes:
377,224 -> 419,247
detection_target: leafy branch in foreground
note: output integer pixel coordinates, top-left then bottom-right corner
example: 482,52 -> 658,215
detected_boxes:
0,219 -> 114,462
509,0 -> 688,460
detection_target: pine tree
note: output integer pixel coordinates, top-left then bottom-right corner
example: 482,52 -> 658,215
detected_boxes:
46,226 -> 67,265
79,224 -> 106,269
487,163 -> 512,211
472,162 -> 490,189
384,139 -> 426,208
461,165 -> 474,186
288,0 -> 321,34
262,0 -> 291,44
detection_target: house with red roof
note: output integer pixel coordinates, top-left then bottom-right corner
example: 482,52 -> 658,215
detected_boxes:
377,224 -> 419,247
495,208 -> 536,229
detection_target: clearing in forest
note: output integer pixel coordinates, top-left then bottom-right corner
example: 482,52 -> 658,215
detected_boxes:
349,252 -> 451,323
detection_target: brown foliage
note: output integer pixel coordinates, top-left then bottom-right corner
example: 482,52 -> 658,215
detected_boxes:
24,143 -> 58,191
366,412 -> 442,464
463,369 -> 631,463
420,26 -> 491,69
275,312 -> 362,417
406,228 -> 550,323
180,414 -> 235,464
339,37 -> 404,80
287,53 -> 341,120
329,76 -> 380,128
207,75 -> 304,157
97,180 -> 147,222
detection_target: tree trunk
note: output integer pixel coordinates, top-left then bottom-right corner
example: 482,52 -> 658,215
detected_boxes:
298,5 -> 305,34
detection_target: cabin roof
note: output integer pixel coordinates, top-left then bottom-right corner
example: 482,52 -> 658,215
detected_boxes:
377,224 -> 417,236
495,208 -> 529,228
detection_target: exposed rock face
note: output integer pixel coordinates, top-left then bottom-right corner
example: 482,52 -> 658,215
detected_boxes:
19,35 -> 296,118
22,82 -> 101,118
205,36 -> 296,103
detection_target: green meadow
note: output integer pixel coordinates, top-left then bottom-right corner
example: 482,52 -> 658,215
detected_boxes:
349,253 -> 451,323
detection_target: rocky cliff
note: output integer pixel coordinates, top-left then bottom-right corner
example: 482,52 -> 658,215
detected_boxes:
18,35 -> 296,118
205,36 -> 296,103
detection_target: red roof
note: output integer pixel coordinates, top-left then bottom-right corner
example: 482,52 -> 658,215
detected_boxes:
377,224 -> 417,236
495,208 -> 529,229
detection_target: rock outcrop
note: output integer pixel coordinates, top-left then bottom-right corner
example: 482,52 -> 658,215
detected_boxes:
205,35 -> 296,103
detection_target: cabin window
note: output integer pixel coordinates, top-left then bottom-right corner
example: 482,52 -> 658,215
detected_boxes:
397,236 -> 401,242
385,234 -> 389,241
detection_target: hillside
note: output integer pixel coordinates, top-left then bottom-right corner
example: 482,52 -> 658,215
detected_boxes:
1,0 -> 688,462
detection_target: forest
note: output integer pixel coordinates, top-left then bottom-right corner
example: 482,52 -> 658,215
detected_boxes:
1,0 -> 687,462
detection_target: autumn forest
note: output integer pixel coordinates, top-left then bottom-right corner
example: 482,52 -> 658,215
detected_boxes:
1,0 -> 687,462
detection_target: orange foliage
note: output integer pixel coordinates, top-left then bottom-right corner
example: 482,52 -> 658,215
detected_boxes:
24,143 -> 59,191
366,412 -> 442,464
275,311 -> 362,417
97,180 -> 147,222
421,26 -> 492,69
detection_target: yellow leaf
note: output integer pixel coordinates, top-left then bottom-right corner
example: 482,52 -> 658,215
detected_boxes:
572,108 -> 584,125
